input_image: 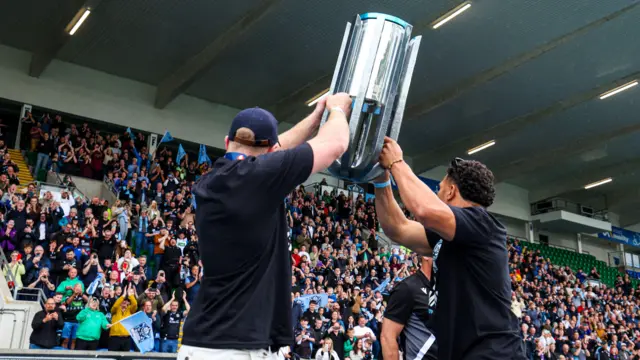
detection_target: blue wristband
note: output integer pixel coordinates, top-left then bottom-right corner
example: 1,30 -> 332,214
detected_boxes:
373,179 -> 391,188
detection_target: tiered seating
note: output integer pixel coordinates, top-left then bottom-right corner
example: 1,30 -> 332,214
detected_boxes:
9,149 -> 35,191
516,239 -> 621,287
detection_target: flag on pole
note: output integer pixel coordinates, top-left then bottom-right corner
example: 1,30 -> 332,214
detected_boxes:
118,311 -> 155,353
198,144 -> 211,165
294,293 -> 329,312
374,278 -> 391,294
176,144 -> 186,164
126,127 -> 134,139
86,273 -> 103,296
160,130 -> 174,143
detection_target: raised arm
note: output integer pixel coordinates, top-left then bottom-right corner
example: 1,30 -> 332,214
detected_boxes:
278,98 -> 326,151
306,93 -> 351,174
379,137 -> 456,241
374,171 -> 432,255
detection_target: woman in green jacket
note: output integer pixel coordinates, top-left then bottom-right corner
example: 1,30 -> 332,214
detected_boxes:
76,298 -> 111,350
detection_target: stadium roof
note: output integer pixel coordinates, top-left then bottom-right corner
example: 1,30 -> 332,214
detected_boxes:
1,0 -> 639,225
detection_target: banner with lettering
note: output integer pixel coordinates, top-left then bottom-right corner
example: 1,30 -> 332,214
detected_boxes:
598,226 -> 640,247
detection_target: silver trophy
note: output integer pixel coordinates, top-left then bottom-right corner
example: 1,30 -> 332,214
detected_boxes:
320,12 -> 422,183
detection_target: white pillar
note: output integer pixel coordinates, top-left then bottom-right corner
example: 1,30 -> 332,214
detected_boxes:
577,233 -> 583,254
15,104 -> 32,149
527,222 -> 535,243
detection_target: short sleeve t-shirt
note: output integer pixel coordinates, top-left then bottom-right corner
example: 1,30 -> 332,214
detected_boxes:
426,206 -> 525,360
384,271 -> 437,360
183,143 -> 314,350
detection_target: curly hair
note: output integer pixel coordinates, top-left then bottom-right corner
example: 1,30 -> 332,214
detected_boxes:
446,159 -> 496,208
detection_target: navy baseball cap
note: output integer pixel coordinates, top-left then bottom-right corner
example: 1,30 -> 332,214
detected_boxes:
228,107 -> 279,147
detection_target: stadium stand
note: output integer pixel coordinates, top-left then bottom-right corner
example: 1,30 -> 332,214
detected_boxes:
1,111 -> 637,360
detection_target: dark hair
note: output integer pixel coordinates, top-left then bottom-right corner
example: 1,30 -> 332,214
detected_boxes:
446,158 -> 496,208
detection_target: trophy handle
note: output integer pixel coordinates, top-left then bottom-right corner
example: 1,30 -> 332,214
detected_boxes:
340,17 -> 385,169
387,35 -> 422,140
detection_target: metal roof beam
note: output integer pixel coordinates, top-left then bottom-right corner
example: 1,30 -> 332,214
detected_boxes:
529,158 -> 640,203
28,0 -> 100,78
493,122 -> 640,182
270,2 -> 639,123
154,0 -> 282,109
403,2 -> 640,121
411,70 -> 640,174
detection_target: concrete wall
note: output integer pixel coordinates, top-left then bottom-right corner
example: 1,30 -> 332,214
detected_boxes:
627,223 -> 640,232
0,271 -> 41,349
581,234 -> 618,263
539,230 -> 578,251
0,45 -> 242,149
499,216 -> 528,239
304,171 -> 342,188
418,166 -> 532,222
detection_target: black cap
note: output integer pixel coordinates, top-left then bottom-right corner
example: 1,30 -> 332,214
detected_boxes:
228,107 -> 279,147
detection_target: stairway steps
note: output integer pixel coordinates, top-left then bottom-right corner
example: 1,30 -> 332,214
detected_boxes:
8,149 -> 35,189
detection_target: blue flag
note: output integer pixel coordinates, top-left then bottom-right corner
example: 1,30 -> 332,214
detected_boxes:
294,293 -> 329,312
119,311 -> 154,353
176,144 -> 186,164
126,127 -> 134,139
160,130 -> 174,143
198,144 -> 211,165
86,273 -> 103,296
374,278 -> 391,294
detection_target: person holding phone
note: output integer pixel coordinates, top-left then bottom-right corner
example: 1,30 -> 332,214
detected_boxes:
3,250 -> 25,291
28,267 -> 56,296
315,337 -> 340,360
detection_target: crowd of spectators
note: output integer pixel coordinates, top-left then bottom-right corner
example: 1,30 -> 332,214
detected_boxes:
509,239 -> 640,360
2,111 -> 636,359
4,112 -> 420,359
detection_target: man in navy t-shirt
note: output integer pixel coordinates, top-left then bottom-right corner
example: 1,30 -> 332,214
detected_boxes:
374,137 -> 526,360
179,93 -> 352,360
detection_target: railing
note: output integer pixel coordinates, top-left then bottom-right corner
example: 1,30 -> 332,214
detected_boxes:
103,175 -> 119,197
1,238 -> 49,306
0,349 -> 176,359
531,197 -> 608,221
608,250 -> 640,269
0,247 -> 18,299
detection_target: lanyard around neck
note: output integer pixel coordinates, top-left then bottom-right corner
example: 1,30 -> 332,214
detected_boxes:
224,152 -> 247,161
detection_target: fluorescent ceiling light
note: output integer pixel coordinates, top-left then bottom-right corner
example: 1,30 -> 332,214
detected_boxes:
599,81 -> 638,100
432,2 -> 471,29
584,177 -> 613,189
306,89 -> 330,107
69,9 -> 91,35
467,140 -> 495,155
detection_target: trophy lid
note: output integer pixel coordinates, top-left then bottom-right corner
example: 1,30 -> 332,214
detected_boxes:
359,12 -> 410,28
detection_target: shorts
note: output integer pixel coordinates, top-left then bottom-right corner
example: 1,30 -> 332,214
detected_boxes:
178,345 -> 277,360
62,322 -> 79,339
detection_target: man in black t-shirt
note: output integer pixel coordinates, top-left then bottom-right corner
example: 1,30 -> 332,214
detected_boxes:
179,93 -> 351,360
375,140 -> 526,360
382,256 -> 437,360
161,299 -> 189,353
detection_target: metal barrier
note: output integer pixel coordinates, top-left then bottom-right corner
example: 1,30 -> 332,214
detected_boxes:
1,237 -> 50,306
0,349 -> 176,359
0,247 -> 18,299
608,250 -> 640,269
